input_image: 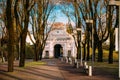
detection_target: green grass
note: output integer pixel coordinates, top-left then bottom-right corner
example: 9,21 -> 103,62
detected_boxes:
95,62 -> 119,75
86,48 -> 119,76
87,48 -> 119,61
25,61 -> 46,67
87,61 -> 118,68
94,62 -> 118,68
103,50 -> 118,61
87,61 -> 118,76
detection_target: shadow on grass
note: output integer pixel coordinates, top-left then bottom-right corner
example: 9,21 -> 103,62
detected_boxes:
0,71 -> 22,80
26,66 -> 59,73
0,64 -> 23,80
14,66 -> 64,80
57,62 -> 87,75
94,67 -> 118,79
0,60 -> 64,80
57,61 -> 119,80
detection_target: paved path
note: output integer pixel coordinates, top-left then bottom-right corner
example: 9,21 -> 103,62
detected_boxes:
0,59 -> 119,80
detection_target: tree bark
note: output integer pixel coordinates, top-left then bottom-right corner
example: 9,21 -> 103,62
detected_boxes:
6,0 -> 16,72
97,41 -> 103,62
93,33 -> 98,61
34,43 -> 39,61
77,40 -> 81,59
39,48 -> 43,60
108,32 -> 114,64
77,46 -> 81,59
107,6 -> 115,64
19,35 -> 26,67
86,29 -> 90,61
19,6 -> 29,67
16,43 -> 20,60
83,43 -> 86,60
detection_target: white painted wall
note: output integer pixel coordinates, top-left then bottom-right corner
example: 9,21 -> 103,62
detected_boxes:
43,25 -> 76,58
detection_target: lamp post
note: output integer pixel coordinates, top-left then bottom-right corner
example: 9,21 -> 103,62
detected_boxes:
109,0 -> 120,78
86,19 -> 94,67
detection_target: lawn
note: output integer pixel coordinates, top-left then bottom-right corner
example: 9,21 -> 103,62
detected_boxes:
25,61 -> 46,67
85,49 -> 119,77
88,48 -> 119,62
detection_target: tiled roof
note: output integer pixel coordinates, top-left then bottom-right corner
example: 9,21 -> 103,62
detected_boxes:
52,22 -> 65,30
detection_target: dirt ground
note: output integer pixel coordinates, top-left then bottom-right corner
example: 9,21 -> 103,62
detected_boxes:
0,59 -> 119,80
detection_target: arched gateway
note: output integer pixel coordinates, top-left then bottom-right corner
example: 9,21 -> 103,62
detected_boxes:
42,22 -> 77,58
54,44 -> 63,58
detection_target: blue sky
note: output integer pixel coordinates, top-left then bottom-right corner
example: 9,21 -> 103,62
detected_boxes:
30,1 -> 107,31
48,4 -> 72,24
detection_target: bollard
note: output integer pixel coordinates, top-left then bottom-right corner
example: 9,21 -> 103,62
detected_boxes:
66,57 -> 68,63
2,57 -> 5,63
84,62 -> 87,66
61,57 -> 63,62
76,62 -> 79,68
68,57 -> 70,61
83,61 -> 87,67
73,59 -> 77,67
88,66 -> 92,76
75,59 -> 77,63
69,58 -> 72,64
85,65 -> 88,69
63,57 -> 65,62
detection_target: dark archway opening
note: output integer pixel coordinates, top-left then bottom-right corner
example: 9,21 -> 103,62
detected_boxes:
54,44 -> 63,58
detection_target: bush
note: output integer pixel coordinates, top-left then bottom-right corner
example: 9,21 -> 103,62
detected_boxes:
102,43 -> 109,50
26,45 -> 34,59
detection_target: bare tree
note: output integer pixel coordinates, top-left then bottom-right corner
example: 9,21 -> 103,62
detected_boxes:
61,0 -> 89,60
14,0 -> 36,67
6,0 -> 17,72
71,0 -> 112,62
106,0 -> 118,63
30,0 -> 55,60
78,0 -> 110,62
0,0 -> 8,62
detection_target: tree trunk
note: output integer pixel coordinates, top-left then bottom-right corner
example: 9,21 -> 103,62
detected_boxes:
39,48 -> 43,60
16,43 -> 20,60
34,43 -> 39,61
108,33 -> 114,64
39,51 -> 42,60
6,0 -> 16,72
77,40 -> 81,59
8,34 -> 15,72
83,43 -> 86,60
1,37 -> 4,62
34,44 -> 37,61
97,41 -> 103,62
77,46 -> 81,59
107,4 -> 114,64
19,4 -> 29,66
19,35 -> 26,67
86,31 -> 90,61
93,31 -> 98,61
93,42 -> 96,61
76,30 -> 81,59
19,20 -> 29,67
